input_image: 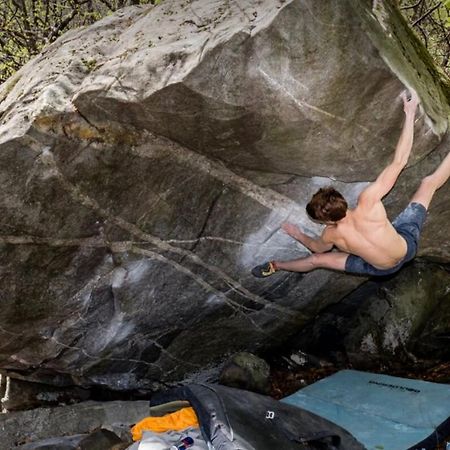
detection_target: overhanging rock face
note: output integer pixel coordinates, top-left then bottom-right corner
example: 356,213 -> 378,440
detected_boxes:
0,0 -> 449,390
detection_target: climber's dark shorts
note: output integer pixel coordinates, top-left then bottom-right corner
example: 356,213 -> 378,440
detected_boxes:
345,202 -> 427,276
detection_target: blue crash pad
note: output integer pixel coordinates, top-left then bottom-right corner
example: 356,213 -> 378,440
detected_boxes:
282,370 -> 450,450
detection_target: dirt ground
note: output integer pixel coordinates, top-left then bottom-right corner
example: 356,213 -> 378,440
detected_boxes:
269,359 -> 450,399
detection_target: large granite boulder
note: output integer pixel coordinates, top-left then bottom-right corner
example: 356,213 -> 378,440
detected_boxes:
0,0 -> 449,392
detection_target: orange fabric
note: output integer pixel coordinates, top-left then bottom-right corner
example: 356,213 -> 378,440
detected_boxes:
131,406 -> 199,441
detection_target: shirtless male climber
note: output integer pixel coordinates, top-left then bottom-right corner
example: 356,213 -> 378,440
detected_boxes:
252,90 -> 450,278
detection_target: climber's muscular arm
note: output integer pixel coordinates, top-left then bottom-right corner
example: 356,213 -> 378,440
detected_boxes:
282,222 -> 333,253
359,90 -> 419,207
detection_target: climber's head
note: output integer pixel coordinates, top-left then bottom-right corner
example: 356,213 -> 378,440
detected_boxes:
306,187 -> 348,223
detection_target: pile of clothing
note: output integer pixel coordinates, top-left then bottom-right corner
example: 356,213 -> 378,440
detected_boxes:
127,406 -> 209,450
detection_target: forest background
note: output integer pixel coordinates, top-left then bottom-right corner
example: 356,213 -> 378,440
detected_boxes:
0,1 -> 449,84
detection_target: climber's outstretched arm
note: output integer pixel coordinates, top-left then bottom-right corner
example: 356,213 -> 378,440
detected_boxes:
359,90 -> 419,206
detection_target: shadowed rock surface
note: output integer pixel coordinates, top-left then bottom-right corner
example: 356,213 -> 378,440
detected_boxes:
0,0 -> 449,394
0,374 -> 90,412
0,400 -> 147,449
288,261 -> 450,366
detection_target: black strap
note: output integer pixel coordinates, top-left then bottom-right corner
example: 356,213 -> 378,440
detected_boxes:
265,413 -> 341,449
294,431 -> 341,447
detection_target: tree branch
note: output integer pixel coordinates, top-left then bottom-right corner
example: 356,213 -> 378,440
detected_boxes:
401,0 -> 425,10
412,1 -> 442,27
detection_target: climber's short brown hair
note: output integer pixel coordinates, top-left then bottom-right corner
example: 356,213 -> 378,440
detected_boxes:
306,187 -> 348,222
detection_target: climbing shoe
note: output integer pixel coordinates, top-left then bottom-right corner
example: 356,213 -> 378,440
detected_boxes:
251,261 -> 277,278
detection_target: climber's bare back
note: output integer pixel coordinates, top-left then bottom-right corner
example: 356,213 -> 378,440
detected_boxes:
322,195 -> 408,270
252,89 -> 450,278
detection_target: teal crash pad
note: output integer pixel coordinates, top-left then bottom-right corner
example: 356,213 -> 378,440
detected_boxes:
282,370 -> 450,450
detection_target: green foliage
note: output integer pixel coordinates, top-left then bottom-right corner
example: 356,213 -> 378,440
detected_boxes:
398,0 -> 450,76
0,0 -> 161,84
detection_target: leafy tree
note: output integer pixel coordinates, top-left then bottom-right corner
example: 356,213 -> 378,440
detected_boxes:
2,1 -> 447,84
0,0 -> 160,83
398,0 -> 450,75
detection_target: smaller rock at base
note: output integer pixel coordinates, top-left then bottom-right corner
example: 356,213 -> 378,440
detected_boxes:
219,352 -> 270,394
78,429 -> 126,450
